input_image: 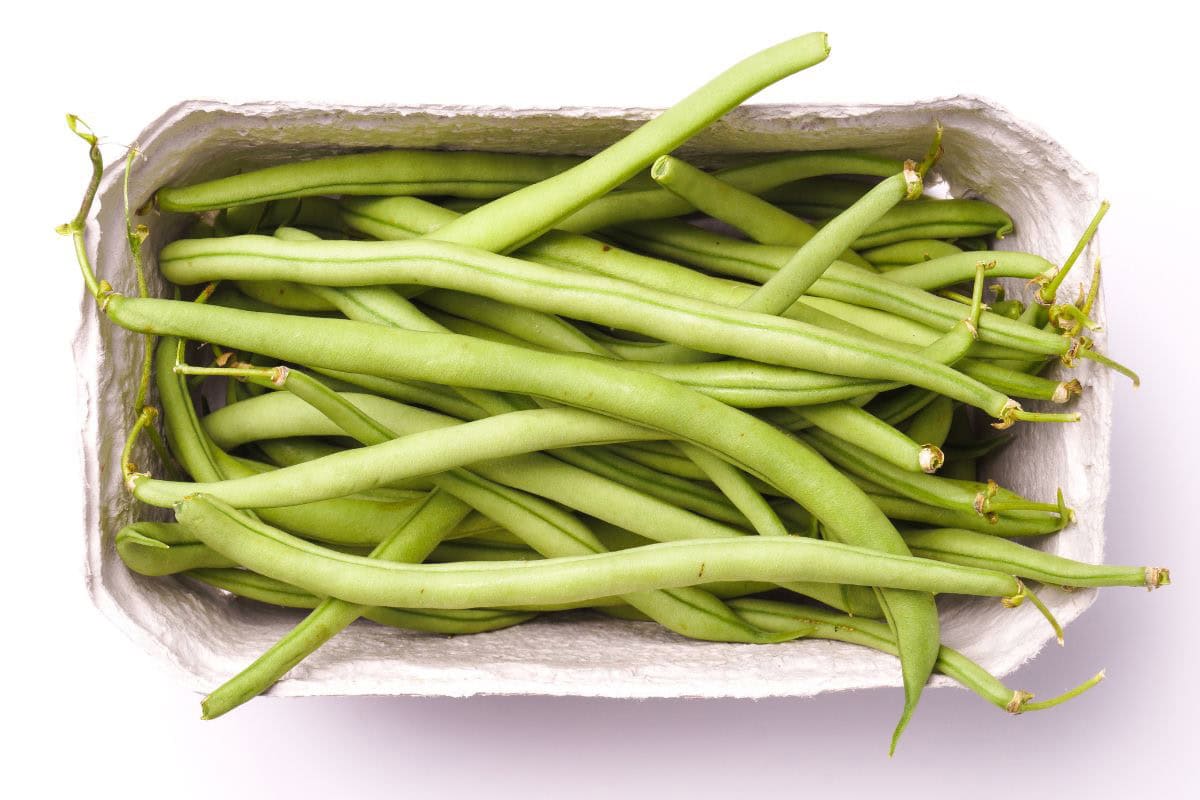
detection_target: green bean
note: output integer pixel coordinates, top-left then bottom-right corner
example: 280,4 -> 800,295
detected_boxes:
989,299 -> 1026,320
155,151 -> 588,212
134,405 -> 663,510
342,193 -> 759,306
499,581 -> 777,612
861,239 -> 964,268
784,296 -> 1073,402
164,232 -> 960,407
157,237 -> 1027,418
428,33 -> 831,252
780,263 -> 985,472
729,153 -> 936,319
202,488 -> 473,719
761,175 -> 878,213
728,599 -> 1102,713
210,282 -> 332,316
651,155 -> 821,246
257,437 -> 605,545
881,251 -> 1054,290
556,150 -> 901,234
901,528 -> 1170,590
607,359 -> 895,408
958,360 -> 1081,404
903,396 -> 955,449
187,568 -> 537,633
758,178 -> 1009,257
117,514 -> 418,574
800,402 -> 943,474
795,295 -> 1040,363
788,262 -> 987,471
740,164 -> 928,315
175,494 -> 1027,606
270,228 -> 539,418
117,521 -> 236,576
826,199 -> 1014,249
647,154 -> 874,268
256,437 -> 414,492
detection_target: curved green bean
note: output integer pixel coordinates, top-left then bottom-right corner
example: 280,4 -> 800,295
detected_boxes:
156,150 -> 587,212
902,529 -> 1169,589
117,521 -> 236,575
188,568 -> 537,633
175,494 -> 1026,606
882,251 -> 1054,290
429,33 -> 831,252
831,199 -> 1015,249
862,239 -> 963,267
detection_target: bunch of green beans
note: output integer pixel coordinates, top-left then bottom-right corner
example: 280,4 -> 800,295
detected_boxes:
63,33 -> 1166,754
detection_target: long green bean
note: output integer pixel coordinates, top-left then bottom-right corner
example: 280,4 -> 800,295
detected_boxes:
175,494 -> 1028,606
428,33 -> 831,252
187,568 -> 537,633
156,151 -> 588,212
902,529 -> 1169,590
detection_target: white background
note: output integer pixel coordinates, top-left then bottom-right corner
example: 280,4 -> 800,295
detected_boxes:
4,2 -> 1196,796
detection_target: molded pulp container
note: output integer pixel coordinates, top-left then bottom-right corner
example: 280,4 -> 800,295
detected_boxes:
75,97 -> 1110,699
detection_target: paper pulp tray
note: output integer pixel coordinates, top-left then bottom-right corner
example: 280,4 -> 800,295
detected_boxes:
75,97 -> 1111,699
